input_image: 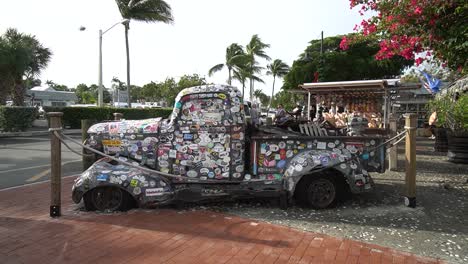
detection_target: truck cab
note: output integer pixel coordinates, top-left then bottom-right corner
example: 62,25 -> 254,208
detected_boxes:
72,84 -> 385,211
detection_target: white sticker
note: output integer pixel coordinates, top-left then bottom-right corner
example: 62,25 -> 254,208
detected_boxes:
169,149 -> 177,158
350,164 -> 358,169
269,144 -> 279,152
295,164 -> 303,171
145,188 -> 164,196
317,142 -> 326,150
278,142 -> 286,149
133,187 -> 141,195
235,165 -> 244,172
340,164 -> 347,169
327,142 -> 335,148
370,140 -> 376,146
120,175 -> 127,181
286,150 -> 294,158
187,170 -> 198,178
149,180 -> 156,187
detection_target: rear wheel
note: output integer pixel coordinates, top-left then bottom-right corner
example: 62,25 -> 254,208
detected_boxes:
83,186 -> 134,212
295,173 -> 339,209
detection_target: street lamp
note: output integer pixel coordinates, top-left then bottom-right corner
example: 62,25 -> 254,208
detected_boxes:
81,19 -> 129,107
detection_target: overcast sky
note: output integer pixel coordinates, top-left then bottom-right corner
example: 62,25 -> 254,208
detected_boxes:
0,0 -> 363,97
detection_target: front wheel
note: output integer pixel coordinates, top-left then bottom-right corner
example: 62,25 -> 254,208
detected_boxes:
83,186 -> 134,212
296,174 -> 338,209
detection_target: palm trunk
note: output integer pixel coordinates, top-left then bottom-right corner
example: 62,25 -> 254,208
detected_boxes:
269,76 -> 276,113
242,82 -> 245,101
124,23 -> 131,108
13,78 -> 25,106
228,67 -> 232,85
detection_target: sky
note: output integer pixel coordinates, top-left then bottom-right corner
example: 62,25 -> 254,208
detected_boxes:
0,0 -> 363,99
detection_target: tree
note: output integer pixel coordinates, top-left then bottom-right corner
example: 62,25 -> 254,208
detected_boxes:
245,35 -> 271,101
115,0 -> 174,108
253,89 -> 270,107
208,43 -> 245,85
142,81 -> 163,102
0,28 -> 51,105
45,80 -> 70,91
344,0 -> 467,72
283,35 -> 413,91
266,59 -> 289,111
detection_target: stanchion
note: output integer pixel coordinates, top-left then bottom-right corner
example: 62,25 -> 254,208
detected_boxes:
403,113 -> 417,207
388,117 -> 398,171
81,119 -> 95,171
113,112 -> 123,121
48,112 -> 63,217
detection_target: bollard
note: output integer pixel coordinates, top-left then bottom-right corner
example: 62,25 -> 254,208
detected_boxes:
388,117 -> 398,171
403,113 -> 417,207
81,119 -> 95,171
113,112 -> 123,121
48,112 -> 63,217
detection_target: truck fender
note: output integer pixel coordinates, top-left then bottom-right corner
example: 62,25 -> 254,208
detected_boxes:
282,149 -> 371,195
72,159 -> 173,207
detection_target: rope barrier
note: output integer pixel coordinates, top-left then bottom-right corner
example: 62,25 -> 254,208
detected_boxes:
54,128 -> 408,182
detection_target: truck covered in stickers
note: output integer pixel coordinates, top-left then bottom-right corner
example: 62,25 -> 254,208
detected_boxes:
72,84 -> 387,212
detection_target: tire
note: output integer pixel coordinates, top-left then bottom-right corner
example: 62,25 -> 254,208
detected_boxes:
83,186 -> 134,212
296,173 -> 339,209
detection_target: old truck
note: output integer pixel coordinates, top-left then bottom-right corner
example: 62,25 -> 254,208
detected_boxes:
72,84 -> 386,211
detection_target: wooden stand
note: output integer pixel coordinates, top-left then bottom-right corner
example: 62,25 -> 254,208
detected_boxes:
403,113 -> 417,207
48,112 -> 63,217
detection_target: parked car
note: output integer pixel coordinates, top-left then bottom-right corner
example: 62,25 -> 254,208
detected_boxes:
72,84 -> 385,212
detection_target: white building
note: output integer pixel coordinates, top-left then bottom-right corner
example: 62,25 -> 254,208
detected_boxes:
27,86 -> 77,107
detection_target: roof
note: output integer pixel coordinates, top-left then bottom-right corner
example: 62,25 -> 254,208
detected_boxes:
27,89 -> 77,102
30,86 -> 56,91
175,84 -> 242,102
299,80 -> 388,95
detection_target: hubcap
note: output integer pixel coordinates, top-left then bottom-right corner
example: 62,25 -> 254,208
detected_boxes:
92,187 -> 123,211
308,178 -> 335,208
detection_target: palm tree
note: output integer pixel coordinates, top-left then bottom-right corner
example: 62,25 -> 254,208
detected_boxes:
245,35 -> 270,101
266,59 -> 289,111
232,61 -> 265,102
0,28 -> 51,106
208,43 -> 244,85
115,0 -> 174,108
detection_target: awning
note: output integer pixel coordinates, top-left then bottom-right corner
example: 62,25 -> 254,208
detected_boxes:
299,80 -> 387,94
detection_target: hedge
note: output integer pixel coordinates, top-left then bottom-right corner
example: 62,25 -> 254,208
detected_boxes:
0,106 -> 38,132
43,106 -> 173,128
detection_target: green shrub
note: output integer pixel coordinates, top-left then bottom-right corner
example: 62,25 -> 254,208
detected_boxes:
43,107 -> 172,128
0,106 -> 38,132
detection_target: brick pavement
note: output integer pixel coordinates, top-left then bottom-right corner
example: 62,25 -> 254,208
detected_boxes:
0,177 -> 444,264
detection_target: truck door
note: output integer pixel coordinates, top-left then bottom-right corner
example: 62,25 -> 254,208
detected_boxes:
169,92 -> 245,181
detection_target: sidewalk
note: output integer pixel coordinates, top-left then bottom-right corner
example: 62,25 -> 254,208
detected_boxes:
0,178 -> 443,264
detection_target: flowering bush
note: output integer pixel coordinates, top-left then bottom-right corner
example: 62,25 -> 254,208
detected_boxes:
343,0 -> 467,72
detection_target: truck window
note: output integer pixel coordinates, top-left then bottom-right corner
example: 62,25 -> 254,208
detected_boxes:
179,94 -> 232,125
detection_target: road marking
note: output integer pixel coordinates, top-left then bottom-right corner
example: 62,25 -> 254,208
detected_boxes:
25,160 -> 82,182
0,159 -> 81,174
0,174 -> 79,192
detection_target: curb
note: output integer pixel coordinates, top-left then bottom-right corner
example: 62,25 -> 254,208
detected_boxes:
0,129 -> 81,138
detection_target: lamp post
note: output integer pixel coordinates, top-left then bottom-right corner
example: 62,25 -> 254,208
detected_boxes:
82,19 -> 129,107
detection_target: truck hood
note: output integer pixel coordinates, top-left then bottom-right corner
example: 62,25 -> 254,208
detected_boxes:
88,118 -> 163,135
86,118 -> 166,166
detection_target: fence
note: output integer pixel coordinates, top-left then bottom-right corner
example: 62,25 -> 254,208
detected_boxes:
46,112 -> 418,217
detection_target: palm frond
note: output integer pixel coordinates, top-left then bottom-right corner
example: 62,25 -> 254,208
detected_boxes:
116,0 -> 174,24
208,64 -> 224,76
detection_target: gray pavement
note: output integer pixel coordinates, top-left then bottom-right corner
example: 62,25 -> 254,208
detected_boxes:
0,134 -> 83,189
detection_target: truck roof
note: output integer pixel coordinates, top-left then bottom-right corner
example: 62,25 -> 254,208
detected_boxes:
175,84 -> 242,102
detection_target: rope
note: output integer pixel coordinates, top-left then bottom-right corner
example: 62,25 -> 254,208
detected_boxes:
53,128 -> 408,182
55,131 -> 239,183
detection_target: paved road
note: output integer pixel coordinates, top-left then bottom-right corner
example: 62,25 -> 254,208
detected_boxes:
0,135 -> 83,189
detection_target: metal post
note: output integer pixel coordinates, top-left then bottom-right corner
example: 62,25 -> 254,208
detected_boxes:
307,91 -> 311,121
403,113 -> 417,207
98,29 -> 103,107
81,119 -> 95,171
48,112 -> 63,217
388,117 -> 398,171
113,112 -> 123,121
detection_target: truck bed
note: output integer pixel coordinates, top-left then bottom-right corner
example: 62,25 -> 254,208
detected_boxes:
248,126 -> 387,180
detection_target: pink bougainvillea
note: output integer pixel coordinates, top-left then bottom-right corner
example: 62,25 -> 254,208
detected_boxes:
344,0 -> 466,72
